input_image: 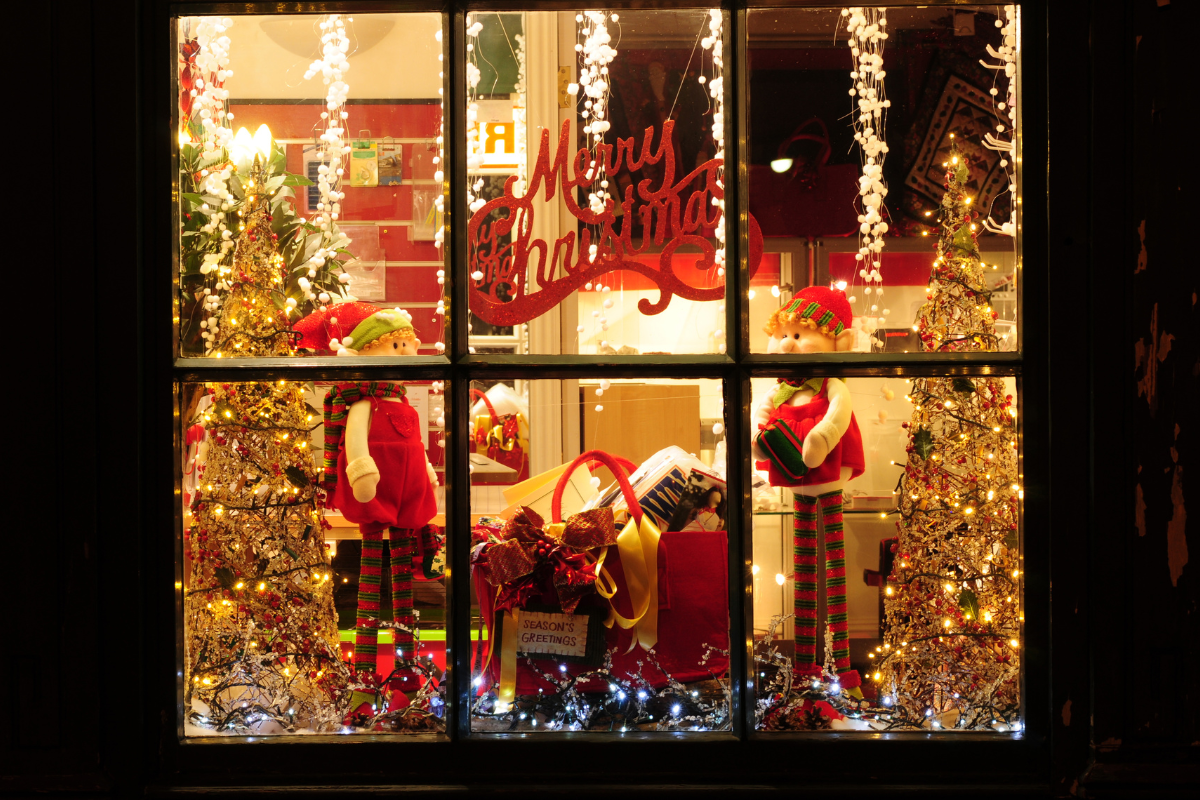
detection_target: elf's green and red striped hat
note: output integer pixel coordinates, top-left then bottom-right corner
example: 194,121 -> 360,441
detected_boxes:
778,286 -> 852,337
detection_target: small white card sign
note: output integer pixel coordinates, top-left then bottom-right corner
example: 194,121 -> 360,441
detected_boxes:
516,611 -> 590,659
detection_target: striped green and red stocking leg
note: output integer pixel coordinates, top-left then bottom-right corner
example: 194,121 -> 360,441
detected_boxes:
819,490 -> 862,696
354,528 -> 385,676
793,493 -> 820,676
389,528 -> 416,661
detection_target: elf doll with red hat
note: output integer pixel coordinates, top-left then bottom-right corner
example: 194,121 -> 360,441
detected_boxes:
752,286 -> 865,697
295,302 -> 439,717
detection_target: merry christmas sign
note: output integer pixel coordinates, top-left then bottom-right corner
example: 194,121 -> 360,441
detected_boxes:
468,119 -> 762,326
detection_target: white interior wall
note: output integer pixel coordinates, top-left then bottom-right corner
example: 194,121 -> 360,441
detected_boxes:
203,13 -> 443,101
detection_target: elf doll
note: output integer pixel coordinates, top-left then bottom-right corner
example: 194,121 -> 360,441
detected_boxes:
295,303 -> 438,708
752,287 -> 865,697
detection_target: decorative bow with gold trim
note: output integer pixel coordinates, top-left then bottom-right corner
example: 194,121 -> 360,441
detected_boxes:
474,506 -> 618,615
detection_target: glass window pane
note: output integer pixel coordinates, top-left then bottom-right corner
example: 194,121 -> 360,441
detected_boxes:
464,10 -> 729,357
747,6 -> 1020,354
750,375 -> 1022,731
468,378 -> 731,732
176,13 -> 448,358
180,378 -> 449,735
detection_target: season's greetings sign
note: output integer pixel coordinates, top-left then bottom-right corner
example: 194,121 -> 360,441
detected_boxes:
515,610 -> 590,658
468,119 -> 762,326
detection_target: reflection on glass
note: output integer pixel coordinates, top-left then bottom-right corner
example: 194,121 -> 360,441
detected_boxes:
177,13 -> 447,358
464,10 -> 730,356
467,379 -> 730,732
748,6 -> 1020,353
750,376 -> 1021,731
181,379 -> 448,735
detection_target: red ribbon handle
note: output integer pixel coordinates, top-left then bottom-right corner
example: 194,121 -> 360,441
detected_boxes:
587,455 -> 637,477
551,450 -> 642,526
470,388 -> 501,426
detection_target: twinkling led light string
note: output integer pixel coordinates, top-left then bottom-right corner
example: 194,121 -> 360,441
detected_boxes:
843,7 -> 891,337
302,14 -> 354,312
981,5 -> 1018,237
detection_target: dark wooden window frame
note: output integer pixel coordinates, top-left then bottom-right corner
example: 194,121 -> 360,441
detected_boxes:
148,0 -> 1054,791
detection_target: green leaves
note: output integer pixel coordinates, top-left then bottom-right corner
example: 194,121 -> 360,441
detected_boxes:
261,175 -> 285,197
281,174 -> 314,187
958,588 -> 981,622
913,426 -> 936,460
952,222 -> 977,255
955,160 -> 969,186
284,465 -> 311,489
215,567 -> 237,590
952,377 -> 977,394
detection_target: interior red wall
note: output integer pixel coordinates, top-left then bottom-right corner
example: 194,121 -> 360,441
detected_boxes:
230,102 -> 446,350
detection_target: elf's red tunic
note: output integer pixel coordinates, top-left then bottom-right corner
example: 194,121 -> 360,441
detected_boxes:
335,396 -> 437,535
758,379 -> 866,488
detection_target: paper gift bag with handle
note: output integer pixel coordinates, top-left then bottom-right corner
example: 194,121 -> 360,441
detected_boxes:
473,450 -> 728,701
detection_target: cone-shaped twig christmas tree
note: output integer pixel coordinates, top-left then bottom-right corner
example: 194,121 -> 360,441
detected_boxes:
184,157 -> 350,733
878,143 -> 1021,730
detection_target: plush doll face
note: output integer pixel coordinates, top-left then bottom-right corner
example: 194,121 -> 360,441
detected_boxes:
358,333 -> 421,356
771,320 -> 854,354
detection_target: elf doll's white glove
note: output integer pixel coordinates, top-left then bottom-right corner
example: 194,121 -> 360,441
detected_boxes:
347,456 -> 380,503
426,459 -> 439,489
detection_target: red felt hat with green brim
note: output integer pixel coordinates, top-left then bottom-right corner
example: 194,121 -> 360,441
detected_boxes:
779,286 -> 853,337
294,302 -> 412,354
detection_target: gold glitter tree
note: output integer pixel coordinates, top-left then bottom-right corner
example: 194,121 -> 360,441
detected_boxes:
875,143 -> 1022,730
184,156 -> 350,733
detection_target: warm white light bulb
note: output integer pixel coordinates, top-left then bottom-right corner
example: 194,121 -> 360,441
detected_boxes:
253,123 -> 274,160
230,127 -> 254,170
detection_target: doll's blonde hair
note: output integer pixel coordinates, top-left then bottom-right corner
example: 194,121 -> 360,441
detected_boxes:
763,306 -> 840,339
369,327 -> 418,349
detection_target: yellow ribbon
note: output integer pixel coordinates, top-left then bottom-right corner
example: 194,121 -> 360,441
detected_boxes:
595,514 -> 660,654
497,607 -> 519,708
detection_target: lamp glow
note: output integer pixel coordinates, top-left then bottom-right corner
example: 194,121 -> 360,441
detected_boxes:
253,124 -> 274,161
230,127 -> 255,170
770,157 -> 793,174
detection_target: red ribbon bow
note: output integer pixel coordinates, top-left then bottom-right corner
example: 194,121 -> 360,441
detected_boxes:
474,506 -> 618,614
